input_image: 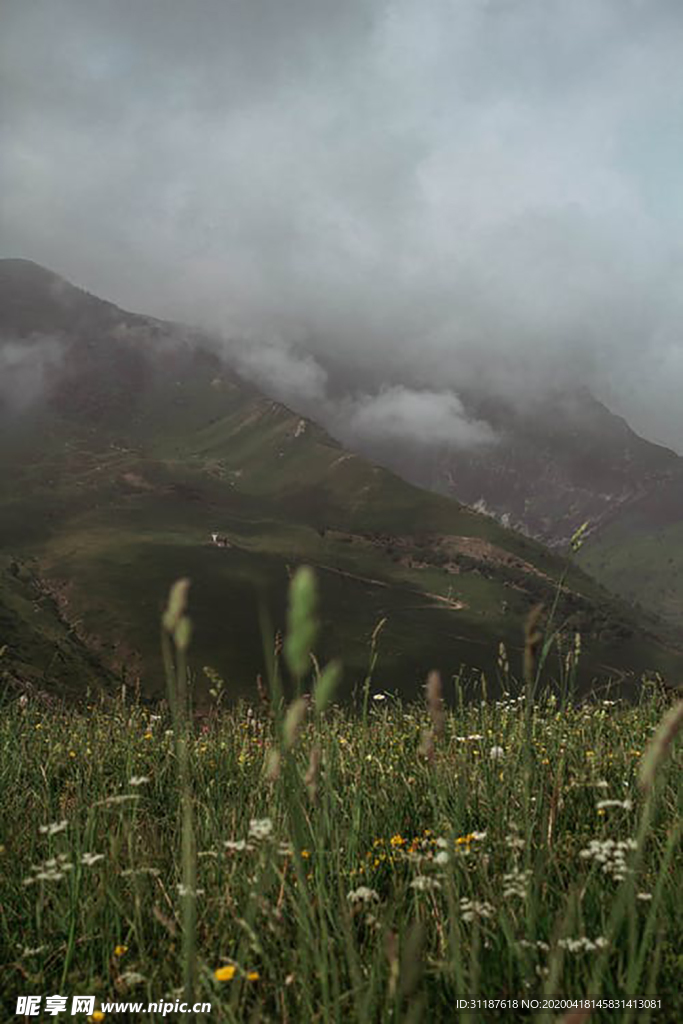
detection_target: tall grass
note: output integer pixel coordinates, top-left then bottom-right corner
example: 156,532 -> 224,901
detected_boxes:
0,570 -> 681,1023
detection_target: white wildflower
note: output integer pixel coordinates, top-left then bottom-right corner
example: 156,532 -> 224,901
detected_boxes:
410,876 -> 442,892
177,883 -> 204,897
224,839 -> 253,852
347,886 -> 380,904
118,971 -> 147,986
558,936 -> 608,953
460,897 -> 494,921
97,794 -> 140,807
129,775 -> 151,787
248,817 -> 273,841
38,820 -> 68,836
579,837 -> 637,880
502,868 -> 531,899
596,799 -> 633,811
81,852 -> 105,867
489,746 -> 505,760
506,834 -> 526,851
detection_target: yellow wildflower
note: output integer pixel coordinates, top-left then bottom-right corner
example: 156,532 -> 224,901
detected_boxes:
215,964 -> 237,982
113,944 -> 128,957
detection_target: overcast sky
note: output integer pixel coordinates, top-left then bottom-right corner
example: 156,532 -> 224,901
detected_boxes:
3,0 -> 683,451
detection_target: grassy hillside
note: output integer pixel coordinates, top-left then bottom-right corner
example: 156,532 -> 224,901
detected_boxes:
0,557 -> 115,699
2,259 -> 682,702
576,475 -> 683,627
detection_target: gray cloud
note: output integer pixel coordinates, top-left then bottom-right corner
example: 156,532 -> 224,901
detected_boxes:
0,337 -> 66,413
335,386 -> 498,447
3,1 -> 683,450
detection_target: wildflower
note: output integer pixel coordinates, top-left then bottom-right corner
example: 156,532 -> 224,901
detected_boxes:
347,886 -> 380,904
502,868 -> 531,899
247,970 -> 260,981
129,775 -> 150,787
558,936 -> 608,953
118,971 -> 146,986
460,898 -> 494,921
372,693 -> 387,701
506,834 -> 525,851
89,1012 -> 106,1023
636,892 -> 653,901
81,852 -> 105,867
518,939 -> 550,952
390,834 -> 405,848
410,876 -> 441,892
39,819 -> 68,836
248,818 -> 273,841
143,732 -> 153,740
579,838 -> 637,881
435,850 -> 449,865
214,965 -> 237,982
177,883 -> 205,897
97,794 -> 140,807
300,849 -> 310,859
489,746 -> 505,760
113,944 -> 128,957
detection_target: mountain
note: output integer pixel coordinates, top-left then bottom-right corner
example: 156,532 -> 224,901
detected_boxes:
352,384 -> 683,628
1,258 -> 681,702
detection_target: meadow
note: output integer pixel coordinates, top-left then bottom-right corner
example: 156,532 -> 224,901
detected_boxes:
1,571 -> 681,1023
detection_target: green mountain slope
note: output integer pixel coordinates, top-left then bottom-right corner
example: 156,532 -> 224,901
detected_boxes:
1,259 -> 681,701
0,557 -> 116,700
576,473 -> 683,626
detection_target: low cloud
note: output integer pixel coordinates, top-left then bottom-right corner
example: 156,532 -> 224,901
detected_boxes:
336,386 -> 497,448
228,338 -> 329,407
3,1 -> 683,450
0,336 -> 65,414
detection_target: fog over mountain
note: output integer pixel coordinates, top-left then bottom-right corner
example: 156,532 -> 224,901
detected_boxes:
3,0 -> 683,451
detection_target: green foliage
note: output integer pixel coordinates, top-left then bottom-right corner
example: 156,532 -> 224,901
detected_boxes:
283,566 -> 318,680
1,681 -> 680,1022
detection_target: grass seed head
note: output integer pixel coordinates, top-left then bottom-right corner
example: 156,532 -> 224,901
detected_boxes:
162,578 -> 191,633
639,699 -> 683,794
